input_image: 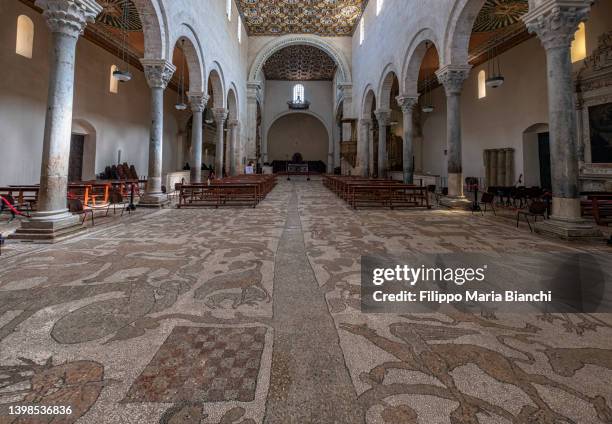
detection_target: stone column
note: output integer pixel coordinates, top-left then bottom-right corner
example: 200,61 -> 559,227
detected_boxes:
333,124 -> 341,171
359,119 -> 371,177
213,108 -> 228,178
375,109 -> 391,178
188,92 -> 207,183
523,0 -> 599,238
138,59 -> 175,206
368,125 -> 375,177
396,95 -> 419,184
228,119 -> 239,175
246,81 -> 261,163
13,0 -> 102,242
436,64 -> 471,197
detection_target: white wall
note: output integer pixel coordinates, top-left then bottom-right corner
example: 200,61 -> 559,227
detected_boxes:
262,80 -> 334,163
0,0 -> 180,185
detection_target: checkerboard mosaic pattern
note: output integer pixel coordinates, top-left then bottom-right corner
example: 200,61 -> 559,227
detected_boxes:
124,326 -> 266,403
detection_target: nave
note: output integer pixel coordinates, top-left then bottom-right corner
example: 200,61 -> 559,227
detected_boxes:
1,180 -> 611,423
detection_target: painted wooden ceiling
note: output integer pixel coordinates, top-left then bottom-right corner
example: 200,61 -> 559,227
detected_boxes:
263,45 -> 337,80
236,0 -> 369,36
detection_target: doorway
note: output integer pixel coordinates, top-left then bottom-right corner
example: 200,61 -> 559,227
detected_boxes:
538,132 -> 551,191
69,134 -> 85,182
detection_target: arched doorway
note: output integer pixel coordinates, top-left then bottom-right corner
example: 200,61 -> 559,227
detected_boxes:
267,113 -> 329,172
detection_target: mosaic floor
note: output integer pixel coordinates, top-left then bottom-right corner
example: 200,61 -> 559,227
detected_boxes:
0,180 -> 611,423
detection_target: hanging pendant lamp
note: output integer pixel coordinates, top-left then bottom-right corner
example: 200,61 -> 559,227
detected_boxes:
175,39 -> 188,111
113,0 -> 132,82
486,42 -> 505,88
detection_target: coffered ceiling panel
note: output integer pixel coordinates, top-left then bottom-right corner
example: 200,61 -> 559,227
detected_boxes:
263,45 -> 337,80
473,0 -> 528,32
236,0 -> 369,36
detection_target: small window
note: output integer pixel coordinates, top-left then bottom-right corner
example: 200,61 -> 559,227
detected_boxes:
478,70 -> 486,99
16,15 -> 34,58
376,0 -> 384,16
238,17 -> 242,43
571,22 -> 586,63
293,84 -> 305,103
359,18 -> 365,45
226,0 -> 232,21
110,65 -> 119,93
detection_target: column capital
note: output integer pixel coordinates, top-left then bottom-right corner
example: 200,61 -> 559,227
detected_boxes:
213,108 -> 229,124
187,91 -> 208,113
140,59 -> 175,89
523,0 -> 592,50
360,118 -> 372,126
35,0 -> 102,37
396,95 -> 419,113
228,119 -> 239,128
375,109 -> 392,126
436,64 -> 472,96
247,81 -> 262,99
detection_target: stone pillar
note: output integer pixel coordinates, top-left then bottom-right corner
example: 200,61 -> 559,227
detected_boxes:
359,119 -> 371,177
213,108 -> 228,178
13,0 -> 102,242
138,59 -> 175,206
228,119 -> 239,175
333,124 -> 341,171
246,81 -> 261,163
368,125 -> 375,177
523,0 -> 600,238
375,109 -> 391,178
436,64 -> 471,197
396,95 -> 419,184
497,149 -> 506,188
188,92 -> 207,183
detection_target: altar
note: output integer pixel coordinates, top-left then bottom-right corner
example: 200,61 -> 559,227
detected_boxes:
287,163 -> 309,173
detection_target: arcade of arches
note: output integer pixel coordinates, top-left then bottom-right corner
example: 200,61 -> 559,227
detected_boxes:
1,0 -> 612,423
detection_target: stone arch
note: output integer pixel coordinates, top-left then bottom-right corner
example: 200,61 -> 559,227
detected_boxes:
248,34 -> 351,84
377,64 -> 400,109
170,24 -> 205,93
227,84 -> 239,120
264,110 -> 333,163
132,0 -> 169,59
401,28 -> 442,95
207,62 -> 226,109
361,85 -> 376,118
443,0 -> 486,66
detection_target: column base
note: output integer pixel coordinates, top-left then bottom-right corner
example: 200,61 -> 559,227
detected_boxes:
9,212 -> 84,243
138,192 -> 169,208
534,218 -> 602,240
439,195 -> 471,209
447,172 -> 464,198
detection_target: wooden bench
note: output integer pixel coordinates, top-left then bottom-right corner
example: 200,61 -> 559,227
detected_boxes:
178,183 -> 259,208
2,186 -> 39,212
589,194 -> 612,226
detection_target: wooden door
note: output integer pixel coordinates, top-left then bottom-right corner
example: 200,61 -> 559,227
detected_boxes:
69,134 -> 85,182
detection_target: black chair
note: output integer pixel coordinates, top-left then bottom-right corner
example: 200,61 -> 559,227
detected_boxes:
479,192 -> 496,215
517,200 -> 547,232
68,198 -> 94,226
106,188 -> 131,216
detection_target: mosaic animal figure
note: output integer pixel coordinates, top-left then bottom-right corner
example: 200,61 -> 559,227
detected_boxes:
340,321 -> 612,423
195,261 -> 270,309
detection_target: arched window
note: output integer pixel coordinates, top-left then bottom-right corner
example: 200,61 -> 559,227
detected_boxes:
376,0 -> 384,16
109,65 -> 119,94
478,70 -> 486,99
359,18 -> 365,45
16,15 -> 34,59
571,22 -> 586,63
226,0 -> 232,21
293,84 -> 305,103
